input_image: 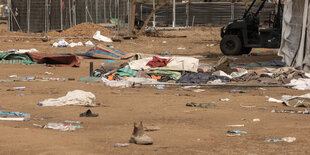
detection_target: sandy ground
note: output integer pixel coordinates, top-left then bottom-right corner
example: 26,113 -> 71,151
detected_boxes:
0,23 -> 310,154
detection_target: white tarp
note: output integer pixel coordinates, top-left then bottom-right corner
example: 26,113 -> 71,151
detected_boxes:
278,0 -> 310,71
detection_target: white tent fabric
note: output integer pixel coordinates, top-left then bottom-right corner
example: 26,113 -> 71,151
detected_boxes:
278,0 -> 310,71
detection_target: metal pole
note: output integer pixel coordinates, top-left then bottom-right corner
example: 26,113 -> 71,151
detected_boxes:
7,0 -> 11,31
186,2 -> 189,27
89,62 -> 94,77
109,0 -> 112,19
45,0 -> 49,32
117,0 -> 120,38
231,2 -> 235,20
85,0 -> 87,22
27,0 -> 31,33
140,3 -> 142,20
72,0 -> 76,26
69,0 -> 72,27
9,8 -> 22,32
172,0 -> 175,27
127,0 -> 130,36
104,0 -> 106,23
60,0 -> 63,30
95,0 -> 98,23
152,0 -> 155,27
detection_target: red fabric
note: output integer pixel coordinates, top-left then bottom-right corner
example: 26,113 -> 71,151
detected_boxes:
27,53 -> 81,67
146,56 -> 169,68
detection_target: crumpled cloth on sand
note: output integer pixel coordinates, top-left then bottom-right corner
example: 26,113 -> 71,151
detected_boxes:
38,90 -> 96,107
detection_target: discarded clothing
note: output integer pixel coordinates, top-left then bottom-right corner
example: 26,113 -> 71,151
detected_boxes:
0,111 -> 28,117
38,90 -> 96,107
230,60 -> 285,69
272,109 -> 310,114
0,53 -> 36,65
214,56 -> 237,74
115,66 -> 137,77
282,93 -> 310,108
286,78 -> 310,90
177,72 -> 230,84
27,53 -> 80,67
186,102 -> 216,108
146,56 -> 169,68
81,45 -> 125,59
147,68 -> 181,80
166,57 -> 199,72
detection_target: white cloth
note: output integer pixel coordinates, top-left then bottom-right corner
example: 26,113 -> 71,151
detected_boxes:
212,70 -> 232,79
68,42 -> 83,48
39,90 -> 96,106
85,40 -> 95,46
166,57 -> 199,72
93,31 -> 113,42
128,56 -> 199,72
286,78 -> 310,90
278,0 -> 310,71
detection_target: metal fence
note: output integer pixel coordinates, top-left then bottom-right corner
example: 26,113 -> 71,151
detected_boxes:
8,0 -> 130,35
136,2 -> 276,27
7,1 -> 276,34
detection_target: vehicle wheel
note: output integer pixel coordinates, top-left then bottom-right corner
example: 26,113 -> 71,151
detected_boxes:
220,35 -> 242,55
242,47 -> 252,54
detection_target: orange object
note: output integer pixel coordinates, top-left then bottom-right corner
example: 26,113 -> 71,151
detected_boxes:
151,75 -> 161,79
107,73 -> 116,81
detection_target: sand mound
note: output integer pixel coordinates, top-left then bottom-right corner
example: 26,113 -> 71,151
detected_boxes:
48,22 -> 112,37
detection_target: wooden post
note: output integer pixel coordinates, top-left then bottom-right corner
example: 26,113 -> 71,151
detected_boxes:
109,0 -> 112,19
138,1 -> 169,34
27,0 -> 31,33
72,0 -> 76,26
60,0 -> 63,30
130,0 -> 136,33
95,0 -> 98,23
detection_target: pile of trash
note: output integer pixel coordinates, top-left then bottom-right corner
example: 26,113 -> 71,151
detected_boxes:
91,55 -> 310,88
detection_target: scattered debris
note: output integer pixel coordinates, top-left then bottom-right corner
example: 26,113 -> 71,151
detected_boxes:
114,143 -> 130,147
226,124 -> 245,127
93,31 -> 113,42
267,97 -> 282,103
193,89 -> 205,93
38,90 -> 96,107
186,102 -> 216,108
43,123 -> 76,131
156,85 -> 165,90
144,126 -> 160,131
45,72 -> 54,75
272,109 -> 310,114
227,130 -> 247,134
252,118 -> 260,122
64,120 -> 83,124
220,98 -> 230,102
80,109 -> 98,117
267,137 -> 296,143
230,90 -> 248,93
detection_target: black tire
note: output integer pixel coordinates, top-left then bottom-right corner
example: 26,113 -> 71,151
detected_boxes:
220,35 -> 242,55
242,47 -> 252,54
